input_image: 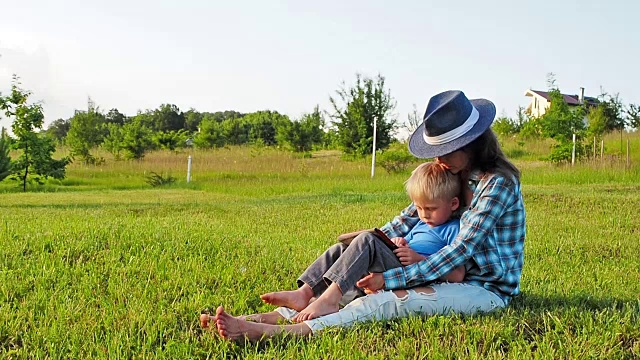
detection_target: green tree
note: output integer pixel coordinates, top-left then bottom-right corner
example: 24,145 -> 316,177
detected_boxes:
493,107 -> 528,137
278,106 -> 325,152
45,118 -> 71,144
221,118 -> 251,145
194,118 -> 226,148
184,108 -> 203,132
492,116 -> 519,136
539,87 -> 586,162
540,88 -> 585,142
626,104 -> 640,129
586,105 -> 607,139
0,131 -> 12,182
102,123 -> 125,159
105,108 -> 127,125
121,120 -> 153,159
244,110 -> 291,146
329,74 -> 397,156
207,110 -> 244,122
0,76 -> 70,191
150,104 -> 185,132
66,109 -> 107,163
152,130 -> 191,151
597,91 -> 626,132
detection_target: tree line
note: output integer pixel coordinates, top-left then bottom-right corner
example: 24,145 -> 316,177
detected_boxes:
0,73 -> 398,190
45,73 -> 397,164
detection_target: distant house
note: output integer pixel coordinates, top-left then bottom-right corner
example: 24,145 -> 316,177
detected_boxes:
524,88 -> 598,118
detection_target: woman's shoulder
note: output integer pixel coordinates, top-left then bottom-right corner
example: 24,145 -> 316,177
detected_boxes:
474,172 -> 523,206
479,171 -> 520,189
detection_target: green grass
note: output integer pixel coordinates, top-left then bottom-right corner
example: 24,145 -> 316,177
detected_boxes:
1,147 -> 639,358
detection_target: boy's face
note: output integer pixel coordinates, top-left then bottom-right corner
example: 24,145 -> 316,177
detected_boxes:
414,196 -> 460,227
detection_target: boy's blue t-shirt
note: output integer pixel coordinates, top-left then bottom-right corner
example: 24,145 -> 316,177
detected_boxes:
404,219 -> 460,257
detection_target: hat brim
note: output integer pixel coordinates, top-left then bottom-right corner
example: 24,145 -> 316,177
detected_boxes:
408,98 -> 496,159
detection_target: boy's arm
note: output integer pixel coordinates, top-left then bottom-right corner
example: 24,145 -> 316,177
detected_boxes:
338,202 -> 419,244
379,203 -> 420,239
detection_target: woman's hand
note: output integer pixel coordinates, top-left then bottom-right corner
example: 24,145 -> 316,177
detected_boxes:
393,246 -> 426,266
356,273 -> 385,293
391,237 -> 408,247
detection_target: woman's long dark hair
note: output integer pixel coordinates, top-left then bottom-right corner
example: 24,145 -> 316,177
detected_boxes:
462,129 -> 520,181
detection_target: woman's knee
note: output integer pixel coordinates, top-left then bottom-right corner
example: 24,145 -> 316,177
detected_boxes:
392,289 -> 408,298
391,287 -> 433,300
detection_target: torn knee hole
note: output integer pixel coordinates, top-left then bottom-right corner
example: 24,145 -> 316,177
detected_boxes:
414,286 -> 435,296
392,290 -> 409,300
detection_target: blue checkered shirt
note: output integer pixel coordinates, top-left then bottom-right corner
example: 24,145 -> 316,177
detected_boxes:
379,172 -> 526,304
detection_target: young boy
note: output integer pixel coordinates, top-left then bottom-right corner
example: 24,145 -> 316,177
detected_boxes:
201,162 -> 465,328
387,161 -> 465,281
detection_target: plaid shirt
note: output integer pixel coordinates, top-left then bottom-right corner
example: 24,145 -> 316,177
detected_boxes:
379,172 -> 526,304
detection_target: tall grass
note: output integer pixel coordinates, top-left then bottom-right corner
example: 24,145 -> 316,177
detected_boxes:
1,147 -> 639,358
498,130 -> 640,163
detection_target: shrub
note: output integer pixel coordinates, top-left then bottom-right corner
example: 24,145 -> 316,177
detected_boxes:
144,172 -> 176,187
547,140 -> 585,163
378,142 -> 416,174
492,116 -> 519,136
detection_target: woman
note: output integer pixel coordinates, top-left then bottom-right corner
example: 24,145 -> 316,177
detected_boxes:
204,90 -> 526,341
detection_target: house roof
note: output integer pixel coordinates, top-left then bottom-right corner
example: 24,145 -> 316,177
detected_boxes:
526,89 -> 599,106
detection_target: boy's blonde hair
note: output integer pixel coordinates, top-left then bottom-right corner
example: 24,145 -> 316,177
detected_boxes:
405,162 -> 461,202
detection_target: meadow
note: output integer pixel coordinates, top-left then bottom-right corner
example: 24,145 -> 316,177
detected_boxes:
1,134 -> 639,359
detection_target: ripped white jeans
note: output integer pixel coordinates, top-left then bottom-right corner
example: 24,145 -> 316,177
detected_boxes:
276,283 -> 505,334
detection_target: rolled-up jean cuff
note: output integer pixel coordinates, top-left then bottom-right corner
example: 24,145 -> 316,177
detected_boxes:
297,276 -> 324,296
322,271 -> 350,294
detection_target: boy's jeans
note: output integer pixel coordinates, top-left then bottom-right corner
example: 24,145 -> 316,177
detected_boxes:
277,283 -> 505,334
297,232 -> 403,301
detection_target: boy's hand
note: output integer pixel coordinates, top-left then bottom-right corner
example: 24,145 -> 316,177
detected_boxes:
393,247 -> 426,266
391,237 -> 408,247
356,273 -> 385,293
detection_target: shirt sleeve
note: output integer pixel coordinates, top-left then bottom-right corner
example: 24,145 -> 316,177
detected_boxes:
382,176 -> 516,289
379,203 -> 419,239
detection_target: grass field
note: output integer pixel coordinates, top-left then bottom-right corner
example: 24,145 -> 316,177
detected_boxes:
1,143 -> 639,358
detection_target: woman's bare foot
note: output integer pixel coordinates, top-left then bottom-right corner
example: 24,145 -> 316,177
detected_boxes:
200,313 -> 213,328
239,311 -> 286,324
260,285 -> 314,311
215,306 -> 312,341
214,306 -> 279,341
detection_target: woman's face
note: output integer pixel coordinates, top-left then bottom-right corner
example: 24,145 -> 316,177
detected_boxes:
435,150 -> 470,174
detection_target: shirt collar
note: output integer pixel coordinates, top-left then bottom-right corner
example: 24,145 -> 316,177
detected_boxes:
467,170 -> 483,193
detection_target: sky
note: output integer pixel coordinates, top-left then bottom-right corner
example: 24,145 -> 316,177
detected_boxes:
1,0 -> 639,138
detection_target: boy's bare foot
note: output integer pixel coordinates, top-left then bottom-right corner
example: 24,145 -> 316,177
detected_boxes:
293,282 -> 343,322
260,287 -> 313,311
215,306 -> 275,341
293,298 -> 340,322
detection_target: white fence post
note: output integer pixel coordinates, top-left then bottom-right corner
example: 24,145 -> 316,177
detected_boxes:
187,155 -> 192,183
627,139 -> 631,168
371,118 -> 377,178
571,134 -> 576,166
